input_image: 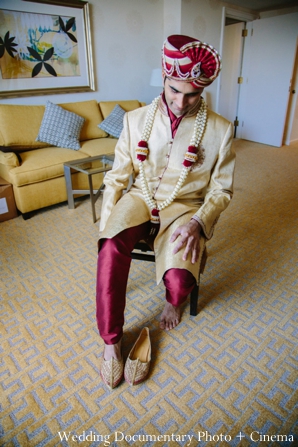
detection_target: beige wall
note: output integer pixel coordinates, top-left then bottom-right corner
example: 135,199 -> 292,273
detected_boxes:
181,0 -> 223,110
90,0 -> 164,103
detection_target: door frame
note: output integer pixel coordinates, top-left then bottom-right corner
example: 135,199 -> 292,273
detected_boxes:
283,39 -> 298,145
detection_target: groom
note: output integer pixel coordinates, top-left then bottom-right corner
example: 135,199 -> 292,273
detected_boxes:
96,34 -> 235,387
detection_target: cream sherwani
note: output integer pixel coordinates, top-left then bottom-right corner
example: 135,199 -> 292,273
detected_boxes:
99,99 -> 235,284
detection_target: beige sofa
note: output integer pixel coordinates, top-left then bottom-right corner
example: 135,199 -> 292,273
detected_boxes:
0,99 -> 144,218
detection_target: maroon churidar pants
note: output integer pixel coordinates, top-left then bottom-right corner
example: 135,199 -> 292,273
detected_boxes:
96,222 -> 196,344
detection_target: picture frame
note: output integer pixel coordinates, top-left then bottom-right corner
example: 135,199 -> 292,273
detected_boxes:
0,0 -> 95,98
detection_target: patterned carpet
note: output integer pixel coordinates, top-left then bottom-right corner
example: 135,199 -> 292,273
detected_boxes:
0,139 -> 297,447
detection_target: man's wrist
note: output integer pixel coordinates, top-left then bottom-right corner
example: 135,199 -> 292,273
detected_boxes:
190,217 -> 202,233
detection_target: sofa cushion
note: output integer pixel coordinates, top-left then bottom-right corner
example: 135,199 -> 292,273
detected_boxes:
36,101 -> 85,150
59,100 -> 108,140
79,137 -> 118,157
9,146 -> 89,187
98,104 -> 125,138
99,100 -> 143,119
0,104 -> 49,150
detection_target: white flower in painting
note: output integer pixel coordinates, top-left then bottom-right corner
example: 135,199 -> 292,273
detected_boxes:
14,29 -> 31,57
52,32 -> 73,58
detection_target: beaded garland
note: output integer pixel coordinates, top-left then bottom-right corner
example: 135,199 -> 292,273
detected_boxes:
136,96 -> 207,224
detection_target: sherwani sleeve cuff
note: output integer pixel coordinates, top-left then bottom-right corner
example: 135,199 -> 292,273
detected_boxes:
190,214 -> 211,239
192,211 -> 220,240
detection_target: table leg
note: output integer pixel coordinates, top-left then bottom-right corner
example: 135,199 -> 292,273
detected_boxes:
88,174 -> 97,223
64,165 -> 75,209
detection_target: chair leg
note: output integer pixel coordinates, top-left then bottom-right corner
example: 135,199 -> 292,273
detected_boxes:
190,280 -> 199,316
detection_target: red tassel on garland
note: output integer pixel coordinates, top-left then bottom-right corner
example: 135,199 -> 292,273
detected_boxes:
187,145 -> 197,153
137,154 -> 147,161
183,160 -> 193,167
137,140 -> 149,161
138,140 -> 148,148
183,145 -> 198,167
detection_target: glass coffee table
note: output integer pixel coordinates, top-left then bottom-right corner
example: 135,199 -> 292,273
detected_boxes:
63,154 -> 114,223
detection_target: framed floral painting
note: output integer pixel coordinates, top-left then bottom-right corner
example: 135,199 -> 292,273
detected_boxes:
0,0 -> 94,98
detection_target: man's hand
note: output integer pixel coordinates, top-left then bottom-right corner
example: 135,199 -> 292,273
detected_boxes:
170,219 -> 202,264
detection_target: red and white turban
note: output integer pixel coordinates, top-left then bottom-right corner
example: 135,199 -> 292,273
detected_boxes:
162,34 -> 221,88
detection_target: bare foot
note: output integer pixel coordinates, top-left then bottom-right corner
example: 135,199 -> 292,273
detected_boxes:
160,302 -> 182,331
104,339 -> 122,361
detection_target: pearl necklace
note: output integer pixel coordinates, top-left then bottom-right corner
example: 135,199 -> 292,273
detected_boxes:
136,96 -> 207,224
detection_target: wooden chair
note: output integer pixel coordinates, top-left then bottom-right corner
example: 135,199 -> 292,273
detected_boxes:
131,241 -> 207,316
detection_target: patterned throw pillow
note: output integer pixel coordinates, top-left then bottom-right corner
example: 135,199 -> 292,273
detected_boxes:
98,104 -> 125,138
36,101 -> 85,150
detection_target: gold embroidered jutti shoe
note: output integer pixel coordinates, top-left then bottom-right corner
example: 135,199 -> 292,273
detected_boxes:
124,327 -> 151,385
100,355 -> 124,390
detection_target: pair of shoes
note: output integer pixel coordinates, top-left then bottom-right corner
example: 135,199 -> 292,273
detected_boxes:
100,328 -> 151,389
100,355 -> 124,390
124,327 -> 151,386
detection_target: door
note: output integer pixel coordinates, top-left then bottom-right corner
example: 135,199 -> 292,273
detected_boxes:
237,12 -> 298,147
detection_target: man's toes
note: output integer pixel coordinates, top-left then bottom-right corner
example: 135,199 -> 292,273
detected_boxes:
160,317 -> 171,331
166,319 -> 175,331
171,319 -> 178,329
160,318 -> 166,330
